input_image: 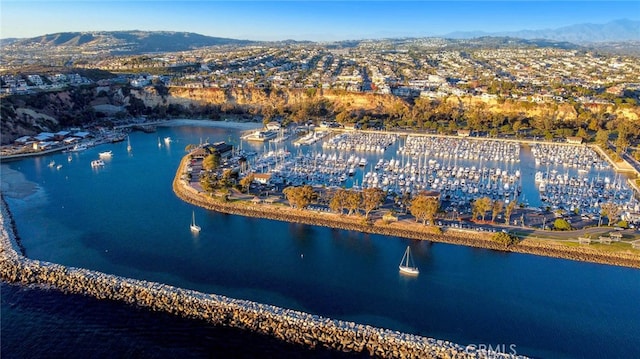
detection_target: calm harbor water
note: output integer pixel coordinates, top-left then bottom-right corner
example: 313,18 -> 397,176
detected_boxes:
2,125 -> 640,358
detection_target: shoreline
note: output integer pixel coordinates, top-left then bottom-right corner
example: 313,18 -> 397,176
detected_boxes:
0,194 -> 506,359
0,165 -> 39,199
173,155 -> 640,269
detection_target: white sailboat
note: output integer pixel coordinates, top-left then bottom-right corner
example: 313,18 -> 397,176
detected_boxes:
399,246 -> 419,275
127,136 -> 132,152
190,211 -> 201,233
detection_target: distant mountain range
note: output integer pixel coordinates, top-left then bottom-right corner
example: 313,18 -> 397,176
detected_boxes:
444,19 -> 640,44
1,19 -> 638,56
2,31 -> 252,54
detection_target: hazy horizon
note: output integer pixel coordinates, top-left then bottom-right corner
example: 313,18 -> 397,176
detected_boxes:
1,1 -> 639,42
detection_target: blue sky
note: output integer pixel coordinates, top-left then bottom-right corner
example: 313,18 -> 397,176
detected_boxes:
1,1 -> 638,40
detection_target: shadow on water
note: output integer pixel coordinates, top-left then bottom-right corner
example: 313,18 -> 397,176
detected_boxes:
0,283 -> 368,359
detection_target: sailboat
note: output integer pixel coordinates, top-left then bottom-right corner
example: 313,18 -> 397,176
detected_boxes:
127,136 -> 132,152
190,211 -> 201,233
158,137 -> 162,148
399,246 -> 419,275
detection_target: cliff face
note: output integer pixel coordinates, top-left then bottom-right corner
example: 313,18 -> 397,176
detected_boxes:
1,85 -> 638,145
0,86 -> 130,144
131,87 -> 409,113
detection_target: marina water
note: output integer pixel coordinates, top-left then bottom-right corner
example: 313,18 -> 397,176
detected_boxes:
2,125 -> 639,358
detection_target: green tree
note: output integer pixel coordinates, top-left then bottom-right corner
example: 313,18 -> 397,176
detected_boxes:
361,188 -> 385,219
595,129 -> 610,147
345,190 -> 362,215
202,153 -> 220,171
615,125 -> 630,155
504,200 -> 517,225
199,173 -> 217,193
423,197 -> 440,225
185,144 -> 196,152
553,218 -> 571,231
239,173 -> 255,193
409,194 -> 439,225
409,195 -> 429,225
283,185 -> 315,209
576,127 -> 589,141
219,169 -> 233,188
329,188 -> 348,214
491,200 -> 504,223
492,232 -> 518,247
599,202 -> 620,226
472,197 -> 492,221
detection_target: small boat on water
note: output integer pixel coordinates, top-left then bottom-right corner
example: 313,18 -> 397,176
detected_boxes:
190,211 -> 201,233
56,164 -> 63,170
127,136 -> 132,152
69,143 -> 88,152
164,137 -> 172,144
99,150 -> 112,158
399,246 -> 419,275
158,137 -> 162,148
48,160 -> 56,168
91,159 -> 105,168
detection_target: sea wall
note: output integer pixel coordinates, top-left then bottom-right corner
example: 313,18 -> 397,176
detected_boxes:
173,157 -> 640,269
0,195 -> 522,359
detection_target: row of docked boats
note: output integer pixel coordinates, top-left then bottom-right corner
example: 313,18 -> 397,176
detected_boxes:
531,143 -> 639,214
248,146 -> 524,205
398,136 -> 520,163
242,130 -> 639,219
322,132 -> 398,152
531,143 -> 609,171
535,170 -> 639,214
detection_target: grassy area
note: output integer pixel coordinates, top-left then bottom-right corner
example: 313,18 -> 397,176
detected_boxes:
555,241 -> 581,248
531,237 -> 639,253
591,242 -> 639,252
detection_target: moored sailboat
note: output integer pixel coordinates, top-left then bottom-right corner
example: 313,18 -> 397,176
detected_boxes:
399,246 -> 419,275
190,211 -> 201,233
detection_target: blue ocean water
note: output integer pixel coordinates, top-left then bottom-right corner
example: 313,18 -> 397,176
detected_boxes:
2,124 -> 640,358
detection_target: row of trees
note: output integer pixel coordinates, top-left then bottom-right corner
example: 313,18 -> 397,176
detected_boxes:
283,186 -> 386,219
470,197 -> 518,224
207,174 -> 628,230
284,186 -> 444,226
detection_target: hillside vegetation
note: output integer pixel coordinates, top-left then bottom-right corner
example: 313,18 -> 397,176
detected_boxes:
1,84 -> 639,145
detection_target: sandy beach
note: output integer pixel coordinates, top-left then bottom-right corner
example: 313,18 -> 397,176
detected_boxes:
158,119 -> 264,131
0,165 -> 38,199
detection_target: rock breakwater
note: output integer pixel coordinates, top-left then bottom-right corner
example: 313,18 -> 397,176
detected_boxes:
0,195 -> 523,358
